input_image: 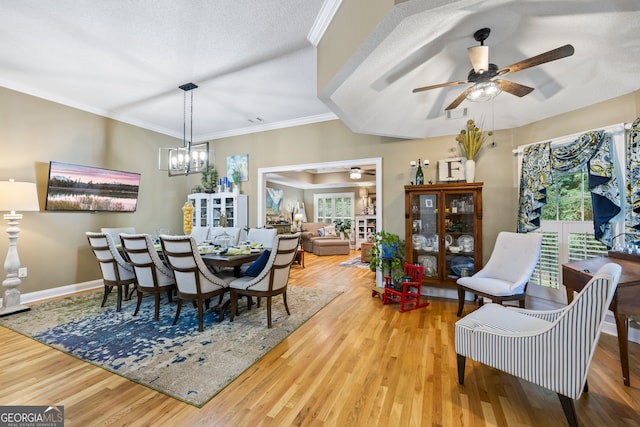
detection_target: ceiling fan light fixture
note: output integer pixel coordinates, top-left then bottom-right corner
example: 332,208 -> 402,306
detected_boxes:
466,80 -> 501,102
468,45 -> 489,73
350,168 -> 362,179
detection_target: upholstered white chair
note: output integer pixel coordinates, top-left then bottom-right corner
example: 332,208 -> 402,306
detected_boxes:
456,231 -> 542,316
86,232 -> 137,312
209,226 -> 242,246
229,233 -> 301,328
159,234 -> 234,331
455,263 -> 621,427
120,233 -> 175,321
100,227 -> 136,246
189,228 -> 209,245
246,227 -> 278,249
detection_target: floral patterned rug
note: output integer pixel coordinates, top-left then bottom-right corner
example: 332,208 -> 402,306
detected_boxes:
0,285 -> 340,407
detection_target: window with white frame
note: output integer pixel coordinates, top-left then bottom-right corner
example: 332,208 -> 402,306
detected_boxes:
519,124 -> 625,296
314,192 -> 354,225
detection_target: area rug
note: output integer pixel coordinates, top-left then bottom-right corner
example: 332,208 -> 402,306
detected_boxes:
338,256 -> 371,269
0,285 -> 340,407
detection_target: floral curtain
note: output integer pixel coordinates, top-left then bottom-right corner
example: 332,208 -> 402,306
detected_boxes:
626,117 -> 640,244
518,130 -> 621,246
517,142 -> 552,233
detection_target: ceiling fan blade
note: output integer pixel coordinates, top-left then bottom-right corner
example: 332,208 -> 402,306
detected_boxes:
413,80 -> 468,93
445,90 -> 469,111
497,44 -> 575,76
468,45 -> 489,73
495,79 -> 534,97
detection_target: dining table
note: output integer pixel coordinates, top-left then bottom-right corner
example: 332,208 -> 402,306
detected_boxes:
201,250 -> 262,277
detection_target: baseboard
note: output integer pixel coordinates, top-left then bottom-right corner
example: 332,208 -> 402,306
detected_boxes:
0,280 -> 103,306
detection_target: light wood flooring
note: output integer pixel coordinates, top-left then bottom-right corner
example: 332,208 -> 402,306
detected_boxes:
1,250 -> 639,426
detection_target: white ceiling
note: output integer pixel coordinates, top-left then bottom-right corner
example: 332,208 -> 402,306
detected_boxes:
1,0 -> 640,145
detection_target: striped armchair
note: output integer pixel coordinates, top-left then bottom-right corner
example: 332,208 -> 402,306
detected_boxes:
455,263 -> 621,427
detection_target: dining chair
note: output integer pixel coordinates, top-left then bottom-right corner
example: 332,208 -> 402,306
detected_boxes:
456,231 -> 542,316
209,227 -> 242,246
120,233 -> 176,321
86,232 -> 137,312
228,232 -> 301,328
246,227 -> 278,249
159,234 -> 234,331
100,227 -> 136,246
455,263 -> 621,427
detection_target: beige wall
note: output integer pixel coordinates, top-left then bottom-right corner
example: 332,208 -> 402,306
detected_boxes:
2,85 -> 640,296
0,87 -> 188,293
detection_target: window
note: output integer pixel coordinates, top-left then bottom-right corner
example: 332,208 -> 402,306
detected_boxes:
530,169 -> 608,291
314,193 -> 354,224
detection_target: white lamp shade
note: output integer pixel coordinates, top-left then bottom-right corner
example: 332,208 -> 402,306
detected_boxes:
359,188 -> 369,198
0,181 -> 39,212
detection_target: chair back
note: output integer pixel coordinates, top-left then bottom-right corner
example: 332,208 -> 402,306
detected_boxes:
547,263 -> 621,398
159,234 -> 227,295
120,233 -> 174,289
478,231 -> 542,293
86,232 -> 135,283
247,228 -> 278,249
210,227 -> 242,246
244,233 -> 301,292
100,227 -> 136,246
403,263 -> 423,283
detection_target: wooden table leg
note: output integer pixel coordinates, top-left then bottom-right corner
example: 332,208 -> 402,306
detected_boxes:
614,311 -> 631,386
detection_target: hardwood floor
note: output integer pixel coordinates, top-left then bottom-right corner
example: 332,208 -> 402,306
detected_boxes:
1,250 -> 639,426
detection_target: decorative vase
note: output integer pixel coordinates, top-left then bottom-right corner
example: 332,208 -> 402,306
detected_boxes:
233,184 -> 240,194
465,159 -> 476,183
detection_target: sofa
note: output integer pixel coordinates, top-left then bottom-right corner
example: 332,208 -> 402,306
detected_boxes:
300,222 -> 350,256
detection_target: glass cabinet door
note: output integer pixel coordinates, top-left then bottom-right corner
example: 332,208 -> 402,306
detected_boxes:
444,192 -> 476,279
410,193 -> 439,278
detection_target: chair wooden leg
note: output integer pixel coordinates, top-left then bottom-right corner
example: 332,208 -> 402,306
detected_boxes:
583,380 -> 588,393
154,293 -> 161,321
116,285 -> 123,312
167,288 -> 173,303
557,394 -> 578,427
197,299 -> 204,332
173,300 -> 182,326
101,285 -> 111,307
266,296 -> 272,328
133,291 -> 143,317
283,290 -> 290,315
457,286 -> 465,317
457,354 -> 466,385
230,291 -> 238,322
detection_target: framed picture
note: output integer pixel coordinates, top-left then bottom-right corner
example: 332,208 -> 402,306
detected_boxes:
425,199 -> 433,208
438,157 -> 466,182
227,154 -> 248,182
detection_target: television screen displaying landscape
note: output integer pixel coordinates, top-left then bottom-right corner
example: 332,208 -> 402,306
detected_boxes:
45,161 -> 141,212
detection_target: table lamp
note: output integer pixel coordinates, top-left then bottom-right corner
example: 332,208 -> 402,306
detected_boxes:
0,179 -> 39,316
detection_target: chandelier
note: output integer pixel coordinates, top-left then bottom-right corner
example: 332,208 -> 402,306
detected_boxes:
159,82 -> 210,176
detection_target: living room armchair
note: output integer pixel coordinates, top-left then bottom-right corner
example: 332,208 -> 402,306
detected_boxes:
455,263 -> 621,427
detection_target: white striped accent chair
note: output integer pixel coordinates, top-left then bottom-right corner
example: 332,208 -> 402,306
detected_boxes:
456,231 -> 542,316
455,263 -> 621,427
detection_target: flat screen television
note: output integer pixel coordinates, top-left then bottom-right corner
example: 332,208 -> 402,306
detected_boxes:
45,161 -> 141,212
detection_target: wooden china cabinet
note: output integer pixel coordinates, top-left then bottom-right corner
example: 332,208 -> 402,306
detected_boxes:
404,183 -> 483,287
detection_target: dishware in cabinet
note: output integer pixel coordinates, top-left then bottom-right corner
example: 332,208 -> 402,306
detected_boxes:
404,183 -> 482,287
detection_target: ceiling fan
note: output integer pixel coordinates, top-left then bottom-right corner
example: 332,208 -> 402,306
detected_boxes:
412,27 -> 575,110
350,167 -> 375,179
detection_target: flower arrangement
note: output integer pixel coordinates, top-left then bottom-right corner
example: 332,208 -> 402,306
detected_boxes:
456,119 -> 488,161
231,168 -> 242,185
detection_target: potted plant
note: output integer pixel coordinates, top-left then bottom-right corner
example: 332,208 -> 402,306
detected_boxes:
231,168 -> 242,193
201,167 -> 217,193
368,231 -> 405,284
333,218 -> 352,240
